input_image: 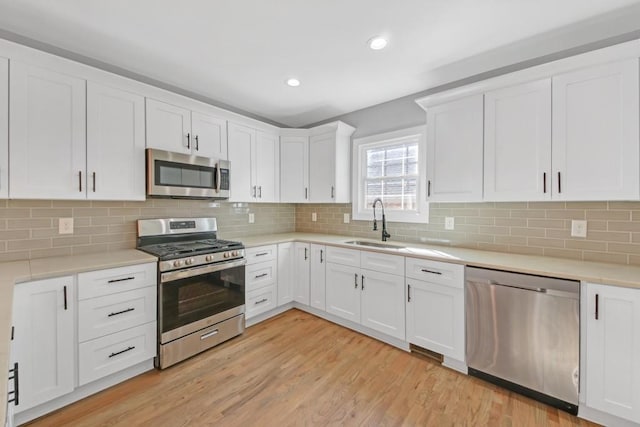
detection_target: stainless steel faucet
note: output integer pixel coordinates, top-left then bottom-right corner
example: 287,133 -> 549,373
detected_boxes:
372,198 -> 391,242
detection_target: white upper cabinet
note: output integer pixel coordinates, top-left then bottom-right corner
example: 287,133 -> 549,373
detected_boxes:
146,99 -> 191,154
255,130 -> 279,202
280,135 -> 309,202
228,122 -> 279,202
146,98 -> 228,159
0,57 -> 7,199
425,94 -> 484,202
87,82 -> 145,200
191,111 -> 227,160
308,122 -> 354,203
484,79 -> 552,201
585,282 -> 640,424
552,59 -> 639,201
9,61 -> 87,199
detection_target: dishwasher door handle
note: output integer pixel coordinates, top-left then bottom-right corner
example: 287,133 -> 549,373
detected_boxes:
486,280 -> 578,299
488,280 -> 546,293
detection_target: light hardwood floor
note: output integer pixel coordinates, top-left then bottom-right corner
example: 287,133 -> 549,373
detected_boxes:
27,309 -> 597,426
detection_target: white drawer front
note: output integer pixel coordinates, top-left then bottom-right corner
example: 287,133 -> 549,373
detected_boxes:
246,260 -> 277,292
246,285 -> 277,319
78,286 -> 157,342
326,246 -> 361,267
245,245 -> 277,264
405,258 -> 464,289
78,321 -> 156,386
78,262 -> 156,300
360,251 -> 404,276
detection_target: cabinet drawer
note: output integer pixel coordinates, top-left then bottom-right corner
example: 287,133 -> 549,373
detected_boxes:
246,260 -> 277,292
78,286 -> 157,342
245,245 -> 277,264
78,321 -> 156,386
246,285 -> 277,319
405,258 -> 464,289
78,263 -> 156,300
326,246 -> 360,267
360,251 -> 404,276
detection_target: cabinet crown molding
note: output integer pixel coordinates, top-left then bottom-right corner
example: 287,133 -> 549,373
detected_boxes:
281,120 -> 356,138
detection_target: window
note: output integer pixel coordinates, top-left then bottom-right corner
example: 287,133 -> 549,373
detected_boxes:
352,126 -> 428,223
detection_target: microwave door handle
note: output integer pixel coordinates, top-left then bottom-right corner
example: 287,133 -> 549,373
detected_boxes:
216,164 -> 221,193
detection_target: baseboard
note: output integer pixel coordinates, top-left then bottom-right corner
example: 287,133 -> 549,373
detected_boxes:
14,359 -> 154,426
442,356 -> 468,374
578,404 -> 639,427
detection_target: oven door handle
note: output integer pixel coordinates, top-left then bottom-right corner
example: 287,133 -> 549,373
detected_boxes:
161,259 -> 247,282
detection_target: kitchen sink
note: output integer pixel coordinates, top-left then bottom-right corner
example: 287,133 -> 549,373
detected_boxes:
344,240 -> 405,250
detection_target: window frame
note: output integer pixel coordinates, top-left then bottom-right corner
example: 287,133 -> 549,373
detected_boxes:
352,125 -> 428,223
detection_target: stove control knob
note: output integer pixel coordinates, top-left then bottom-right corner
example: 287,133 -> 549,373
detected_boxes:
232,251 -> 238,257
185,258 -> 195,265
205,255 -> 214,262
173,260 -> 184,268
223,252 -> 230,258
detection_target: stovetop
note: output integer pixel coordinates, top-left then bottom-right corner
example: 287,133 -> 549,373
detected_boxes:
138,238 -> 243,259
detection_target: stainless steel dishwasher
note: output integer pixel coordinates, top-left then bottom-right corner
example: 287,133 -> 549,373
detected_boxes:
465,266 -> 580,414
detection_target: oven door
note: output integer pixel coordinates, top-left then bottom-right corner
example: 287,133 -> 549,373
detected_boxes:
147,148 -> 229,199
159,259 -> 245,344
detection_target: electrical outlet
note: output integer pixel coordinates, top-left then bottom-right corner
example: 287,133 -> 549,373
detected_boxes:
312,212 -> 317,222
343,213 -> 350,224
59,217 -> 74,234
248,213 -> 255,224
445,217 -> 455,230
571,220 -> 587,238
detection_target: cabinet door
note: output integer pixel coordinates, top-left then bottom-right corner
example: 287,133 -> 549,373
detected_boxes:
309,133 -> 336,202
426,94 -> 483,202
0,57 -> 7,199
293,243 -> 310,305
255,131 -> 279,202
585,283 -> 640,423
12,277 -> 75,412
145,98 -> 191,154
227,122 -> 256,202
310,244 -> 326,310
191,111 -> 227,160
87,82 -> 145,201
484,79 -> 552,201
9,61 -> 86,199
277,242 -> 295,305
325,263 -> 360,323
280,136 -> 309,202
552,59 -> 639,200
406,278 -> 465,361
360,269 -> 405,340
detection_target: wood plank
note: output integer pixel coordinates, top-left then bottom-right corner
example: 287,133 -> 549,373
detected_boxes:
25,310 -> 597,426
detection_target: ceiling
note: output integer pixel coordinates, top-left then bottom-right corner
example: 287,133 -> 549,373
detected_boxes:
0,1 -> 639,127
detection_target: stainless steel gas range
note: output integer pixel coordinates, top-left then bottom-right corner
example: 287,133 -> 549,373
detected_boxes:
136,217 -> 246,369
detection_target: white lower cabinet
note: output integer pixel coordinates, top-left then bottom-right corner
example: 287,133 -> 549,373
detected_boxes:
584,282 -> 640,424
405,257 -> 465,362
12,276 -> 75,413
294,243 -> 311,305
277,242 -> 294,305
245,244 -> 278,319
325,247 -> 405,339
309,244 -> 326,310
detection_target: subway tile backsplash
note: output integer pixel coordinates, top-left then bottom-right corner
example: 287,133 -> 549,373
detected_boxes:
0,199 -> 295,262
4,199 -> 640,266
295,202 -> 640,266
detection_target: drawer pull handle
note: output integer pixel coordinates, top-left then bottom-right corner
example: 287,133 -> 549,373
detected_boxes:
255,298 -> 268,305
255,273 -> 269,279
8,362 -> 19,405
109,346 -> 135,358
421,269 -> 442,275
108,307 -> 135,317
108,276 -> 135,284
200,329 -> 219,340
255,252 -> 269,257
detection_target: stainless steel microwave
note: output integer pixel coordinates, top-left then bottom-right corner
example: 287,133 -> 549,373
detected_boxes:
146,148 -> 230,199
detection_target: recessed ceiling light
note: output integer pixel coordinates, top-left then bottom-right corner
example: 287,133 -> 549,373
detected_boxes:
368,36 -> 388,50
286,78 -> 300,87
